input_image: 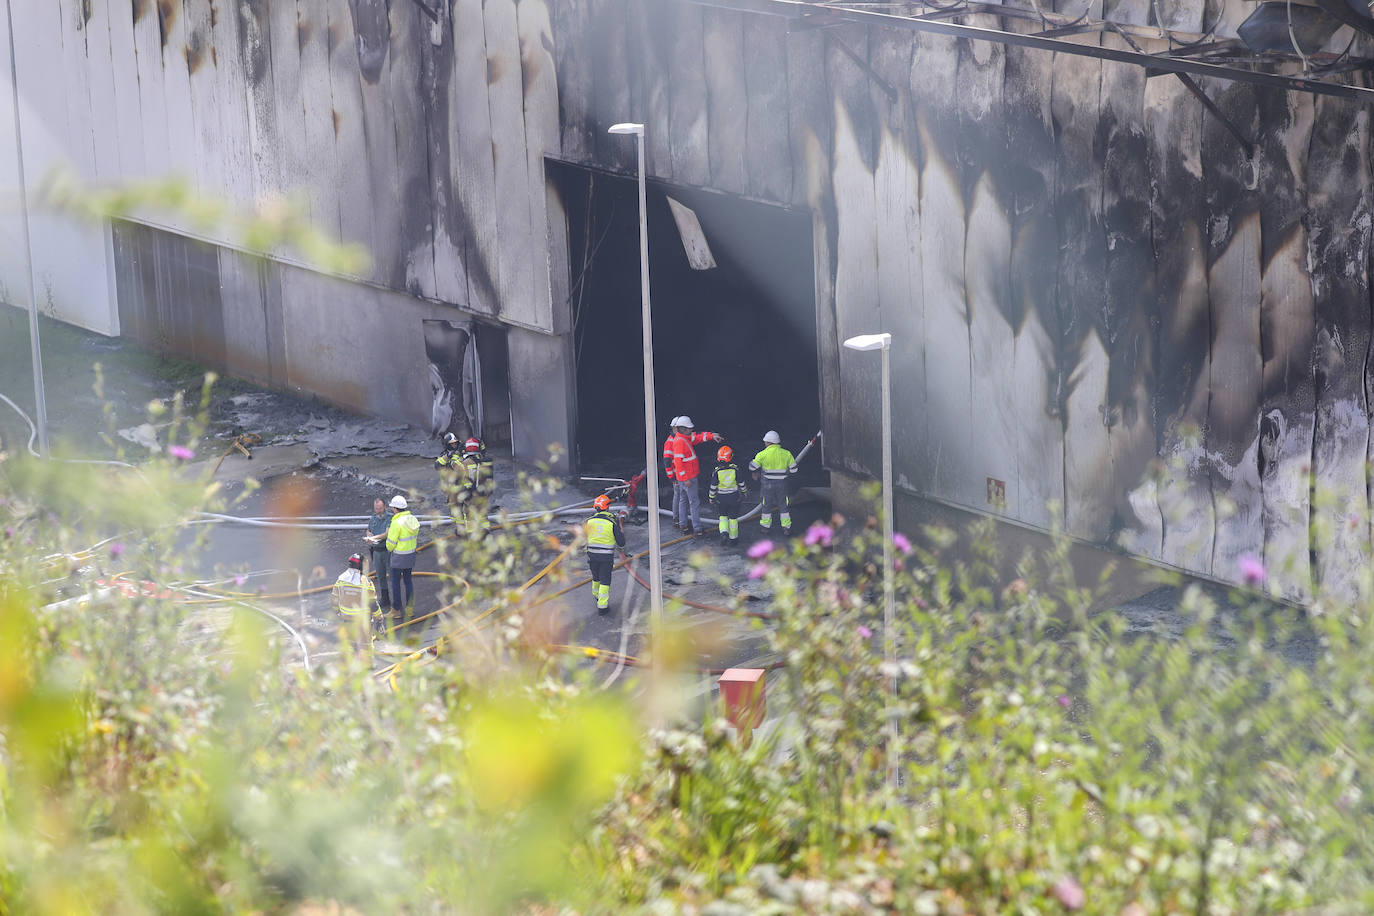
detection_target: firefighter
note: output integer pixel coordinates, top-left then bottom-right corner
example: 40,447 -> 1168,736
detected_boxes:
708,445 -> 748,545
331,553 -> 379,642
585,494 -> 626,612
435,432 -> 465,524
459,437 -> 495,531
663,416 -> 723,537
386,495 -> 421,624
750,430 -> 798,535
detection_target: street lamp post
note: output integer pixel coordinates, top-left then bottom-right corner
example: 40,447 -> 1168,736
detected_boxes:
843,331 -> 895,788
607,122 -> 664,640
5,0 -> 48,455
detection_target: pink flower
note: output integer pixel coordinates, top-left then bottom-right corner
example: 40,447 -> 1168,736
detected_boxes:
857,625 -> 873,639
1057,695 -> 1071,708
1050,876 -> 1085,910
108,542 -> 125,560
804,523 -> 834,548
1238,553 -> 1266,587
748,562 -> 769,580
168,444 -> 196,461
233,574 -> 248,587
747,540 -> 774,559
892,532 -> 912,554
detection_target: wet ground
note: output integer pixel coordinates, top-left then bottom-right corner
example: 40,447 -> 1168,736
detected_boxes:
6,309 -> 1299,691
2,310 -> 788,685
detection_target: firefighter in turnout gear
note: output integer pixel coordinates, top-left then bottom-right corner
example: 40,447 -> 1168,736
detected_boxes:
331,553 -> 379,642
708,445 -> 748,544
435,432 -> 466,524
585,494 -> 626,612
750,430 -> 798,535
460,437 -> 495,532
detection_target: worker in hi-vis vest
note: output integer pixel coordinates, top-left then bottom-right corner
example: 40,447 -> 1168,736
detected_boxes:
750,430 -> 798,535
386,494 -> 421,624
662,415 -> 723,537
585,494 -> 626,612
708,445 -> 748,545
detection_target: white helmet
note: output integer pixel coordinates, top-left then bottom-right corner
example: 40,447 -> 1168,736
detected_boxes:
763,430 -> 781,444
390,495 -> 408,509
678,415 -> 694,429
669,416 -> 684,428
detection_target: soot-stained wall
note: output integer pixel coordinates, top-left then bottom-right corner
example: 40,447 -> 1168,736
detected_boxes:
551,1 -> 1374,598
12,0 -> 1374,597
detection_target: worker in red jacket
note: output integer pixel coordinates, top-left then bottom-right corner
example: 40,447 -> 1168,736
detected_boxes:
662,415 -> 722,537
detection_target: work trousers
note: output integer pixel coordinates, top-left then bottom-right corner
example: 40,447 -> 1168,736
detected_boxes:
674,477 -> 702,533
759,479 -> 791,531
588,553 -> 614,610
369,547 -> 391,609
715,491 -> 741,540
389,564 -> 414,619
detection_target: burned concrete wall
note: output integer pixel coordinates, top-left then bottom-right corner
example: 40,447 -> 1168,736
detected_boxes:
551,0 -> 1374,597
3,0 -> 566,462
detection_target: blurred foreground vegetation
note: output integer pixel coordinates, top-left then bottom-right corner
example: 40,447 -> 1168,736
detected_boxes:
3,384 -> 1374,915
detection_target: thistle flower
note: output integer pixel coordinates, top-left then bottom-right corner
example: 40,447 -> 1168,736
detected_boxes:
747,540 -> 774,559
804,523 -> 833,548
748,562 -> 769,581
1238,553 -> 1266,587
168,444 -> 196,461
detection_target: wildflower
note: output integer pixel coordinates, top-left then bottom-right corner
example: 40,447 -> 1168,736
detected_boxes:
1057,695 -> 1071,709
803,523 -> 833,548
168,444 -> 196,461
892,531 -> 912,554
747,540 -> 774,559
1050,875 -> 1085,910
748,562 -> 769,581
108,542 -> 125,560
233,574 -> 248,587
857,625 -> 873,639
1238,552 -> 1266,587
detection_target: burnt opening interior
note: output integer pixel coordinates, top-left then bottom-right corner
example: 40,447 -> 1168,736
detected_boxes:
551,160 -> 823,489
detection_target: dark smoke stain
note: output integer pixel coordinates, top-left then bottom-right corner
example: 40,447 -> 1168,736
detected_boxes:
488,56 -> 503,85
209,1 -> 217,29
211,45 -> 218,68
347,0 -> 390,84
81,0 -> 92,27
327,22 -> 340,58
155,0 -> 175,48
332,108 -> 341,139
185,30 -> 206,74
237,0 -> 269,87
132,0 -> 150,25
298,15 -> 312,51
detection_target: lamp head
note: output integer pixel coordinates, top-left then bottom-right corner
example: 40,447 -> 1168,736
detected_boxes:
608,122 -> 645,136
843,332 -> 892,352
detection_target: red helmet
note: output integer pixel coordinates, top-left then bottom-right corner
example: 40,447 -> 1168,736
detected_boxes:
592,494 -> 612,511
464,437 -> 483,454
717,445 -> 733,462
348,553 -> 364,569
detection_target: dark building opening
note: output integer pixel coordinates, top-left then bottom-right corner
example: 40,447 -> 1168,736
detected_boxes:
550,160 -> 821,488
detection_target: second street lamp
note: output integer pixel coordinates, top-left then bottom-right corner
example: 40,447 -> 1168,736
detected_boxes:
843,331 -> 895,788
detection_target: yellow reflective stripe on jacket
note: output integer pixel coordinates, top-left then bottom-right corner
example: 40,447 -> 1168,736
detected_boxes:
751,445 -> 798,480
332,571 -> 376,617
586,513 -> 617,553
386,510 -> 420,554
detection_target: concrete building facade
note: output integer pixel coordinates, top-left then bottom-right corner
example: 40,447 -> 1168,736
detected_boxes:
5,0 -> 1374,597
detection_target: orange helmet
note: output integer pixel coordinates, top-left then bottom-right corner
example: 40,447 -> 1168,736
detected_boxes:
592,494 -> 612,511
464,437 -> 483,454
717,445 -> 733,462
